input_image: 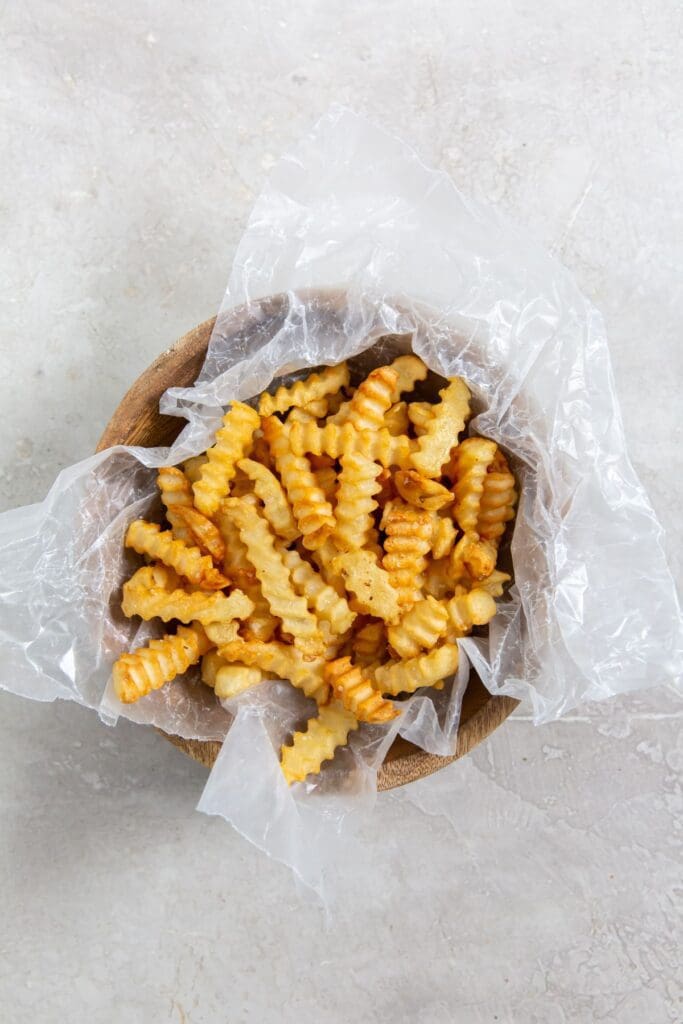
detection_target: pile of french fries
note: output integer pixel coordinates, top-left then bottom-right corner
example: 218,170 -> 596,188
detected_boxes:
113,355 -> 517,784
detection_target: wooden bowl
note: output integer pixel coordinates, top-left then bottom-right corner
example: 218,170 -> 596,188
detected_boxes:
97,301 -> 518,790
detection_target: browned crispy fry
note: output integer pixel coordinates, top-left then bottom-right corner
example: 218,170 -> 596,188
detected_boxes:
325,657 -> 398,723
113,623 -> 211,704
381,499 -> 432,610
394,469 -> 454,511
125,520 -> 229,589
172,505 -> 226,563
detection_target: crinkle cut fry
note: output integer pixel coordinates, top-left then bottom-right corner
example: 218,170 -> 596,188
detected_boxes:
278,544 -> 356,635
332,550 -> 401,624
410,377 -> 471,478
171,505 -> 226,563
387,596 -> 449,660
325,658 -> 398,723
237,457 -> 300,543
451,437 -> 498,534
258,362 -> 349,417
125,519 -> 229,589
222,498 -> 323,659
352,619 -> 386,666
122,567 -> 253,625
201,652 -> 265,698
261,415 -> 335,551
192,401 -> 260,516
346,365 -> 398,432
478,448 -> 517,544
374,643 -> 460,697
280,702 -> 359,785
214,503 -> 278,642
287,420 -> 413,468
157,466 -> 194,542
334,449 -> 382,552
219,639 -> 329,704
444,589 -> 497,638
113,623 -> 212,704
381,499 -> 432,610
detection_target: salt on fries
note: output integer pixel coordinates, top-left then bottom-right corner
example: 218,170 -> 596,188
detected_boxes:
113,354 -> 517,784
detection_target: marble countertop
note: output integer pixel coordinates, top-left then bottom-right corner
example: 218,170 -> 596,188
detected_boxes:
1,2 -> 681,1021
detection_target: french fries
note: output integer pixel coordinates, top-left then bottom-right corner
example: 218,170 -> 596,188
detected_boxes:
113,353 -> 517,785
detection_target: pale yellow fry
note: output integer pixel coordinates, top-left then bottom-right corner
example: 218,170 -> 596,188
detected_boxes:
410,377 -> 471,478
381,499 -> 432,610
384,401 -> 410,436
280,702 -> 358,785
204,621 -> 240,647
223,498 -> 323,659
122,567 -> 253,625
237,457 -> 300,543
125,520 -> 229,589
262,415 -> 335,550
287,420 -> 413,469
387,354 -> 428,400
387,596 -> 449,660
444,589 -> 497,638
279,544 -> 356,635
374,643 -> 460,697
407,402 -> 433,435
219,639 -> 328,704
258,363 -> 350,417
301,397 -> 328,418
193,401 -> 260,516
214,504 -> 277,642
334,450 -> 382,552
201,651 -> 263,697
430,514 -> 457,559
172,505 -> 226,563
157,466 -> 194,543
182,455 -> 208,485
325,658 -> 398,723
113,623 -> 211,704
332,550 -> 400,624
451,437 -> 498,534
394,469 -> 454,511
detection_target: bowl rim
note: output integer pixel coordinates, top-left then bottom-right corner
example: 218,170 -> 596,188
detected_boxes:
97,298 -> 518,790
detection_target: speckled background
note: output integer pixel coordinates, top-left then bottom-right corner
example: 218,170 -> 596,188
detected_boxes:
1,3 -> 681,1022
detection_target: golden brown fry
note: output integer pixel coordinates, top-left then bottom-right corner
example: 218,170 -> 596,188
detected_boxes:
476,569 -> 511,598
122,566 -> 253,625
334,450 -> 382,552
374,643 -> 459,696
237,457 -> 300,543
280,702 -> 358,784
394,469 -> 454,511
381,499 -> 432,610
219,639 -> 328,704
287,420 -> 413,469
332,550 -> 401,624
384,401 -> 410,436
113,623 -> 211,704
172,505 -> 226,563
262,415 -> 335,551
410,377 -> 471,478
444,589 -> 497,638
157,466 -> 194,543
450,533 -> 497,584
478,448 -> 517,544
223,497 -> 323,659
125,520 -> 229,589
451,437 -> 498,534
258,363 -> 350,417
193,401 -> 260,516
325,658 -> 398,723
346,366 -> 399,433
387,596 -> 449,660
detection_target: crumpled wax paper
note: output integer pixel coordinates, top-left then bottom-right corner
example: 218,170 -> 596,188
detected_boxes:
1,106 -> 681,894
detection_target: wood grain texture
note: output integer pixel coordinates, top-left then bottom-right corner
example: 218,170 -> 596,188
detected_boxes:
96,300 -> 518,790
